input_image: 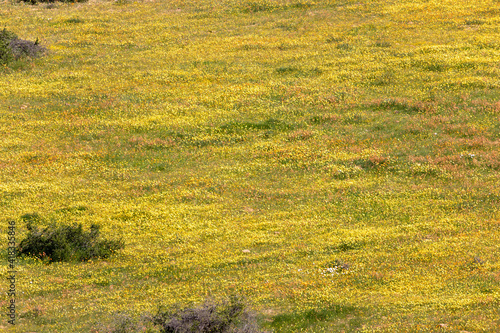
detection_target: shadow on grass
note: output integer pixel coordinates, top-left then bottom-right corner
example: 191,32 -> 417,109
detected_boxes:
270,305 -> 362,332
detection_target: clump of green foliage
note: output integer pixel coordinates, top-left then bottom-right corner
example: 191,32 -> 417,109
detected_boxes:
0,27 -> 45,65
18,213 -> 124,263
152,295 -> 263,333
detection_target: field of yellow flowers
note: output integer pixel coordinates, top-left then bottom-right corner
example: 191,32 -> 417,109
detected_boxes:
1,0 -> 500,331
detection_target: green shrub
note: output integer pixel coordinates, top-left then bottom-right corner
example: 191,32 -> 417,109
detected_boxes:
18,214 -> 124,263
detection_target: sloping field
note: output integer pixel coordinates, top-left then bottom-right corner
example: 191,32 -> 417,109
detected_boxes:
1,0 -> 500,331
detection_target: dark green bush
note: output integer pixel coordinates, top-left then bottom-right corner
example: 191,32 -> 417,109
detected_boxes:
18,214 -> 124,263
153,295 -> 263,333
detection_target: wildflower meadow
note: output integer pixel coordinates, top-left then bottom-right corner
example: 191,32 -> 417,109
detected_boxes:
1,0 -> 499,331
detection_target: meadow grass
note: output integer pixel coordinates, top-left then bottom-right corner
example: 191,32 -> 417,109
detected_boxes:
1,0 -> 500,331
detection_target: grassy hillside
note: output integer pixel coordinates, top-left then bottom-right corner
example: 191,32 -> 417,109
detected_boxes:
1,0 -> 499,331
